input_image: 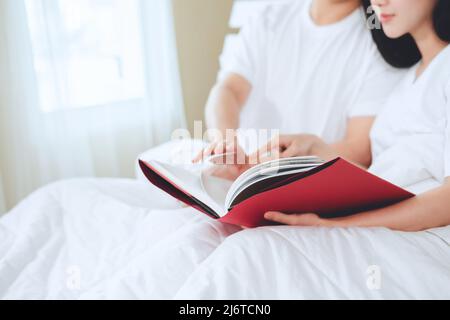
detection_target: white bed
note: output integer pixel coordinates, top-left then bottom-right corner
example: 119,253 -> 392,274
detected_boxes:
0,141 -> 449,300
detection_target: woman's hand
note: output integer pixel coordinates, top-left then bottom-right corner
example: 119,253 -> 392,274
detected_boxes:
265,181 -> 450,232
264,212 -> 349,227
250,134 -> 338,163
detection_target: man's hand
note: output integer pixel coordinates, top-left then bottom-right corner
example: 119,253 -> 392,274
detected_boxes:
193,137 -> 251,181
202,160 -> 250,181
192,137 -> 244,164
193,73 -> 252,181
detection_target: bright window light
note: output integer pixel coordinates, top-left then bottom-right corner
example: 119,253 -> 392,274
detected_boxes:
25,0 -> 146,112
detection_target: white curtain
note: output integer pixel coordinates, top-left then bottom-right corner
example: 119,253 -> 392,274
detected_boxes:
0,172 -> 5,214
0,0 -> 185,214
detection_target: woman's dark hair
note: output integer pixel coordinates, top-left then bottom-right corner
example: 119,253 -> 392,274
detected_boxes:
433,0 -> 450,41
362,0 -> 450,68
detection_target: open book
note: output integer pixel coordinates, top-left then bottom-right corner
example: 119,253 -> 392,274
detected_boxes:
139,157 -> 415,228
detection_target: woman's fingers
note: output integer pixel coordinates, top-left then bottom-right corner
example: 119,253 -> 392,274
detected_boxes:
249,138 -> 282,164
264,212 -> 325,226
280,145 -> 300,158
264,211 -> 304,225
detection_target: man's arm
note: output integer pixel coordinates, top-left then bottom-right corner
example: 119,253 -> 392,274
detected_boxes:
205,73 -> 252,141
192,73 -> 251,164
191,73 -> 252,179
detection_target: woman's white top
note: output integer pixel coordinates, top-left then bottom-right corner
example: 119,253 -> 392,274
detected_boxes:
370,45 -> 450,194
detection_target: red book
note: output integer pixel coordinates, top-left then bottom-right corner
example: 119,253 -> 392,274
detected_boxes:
139,157 -> 414,228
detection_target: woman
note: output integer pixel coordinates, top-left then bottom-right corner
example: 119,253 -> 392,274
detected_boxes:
263,0 -> 450,232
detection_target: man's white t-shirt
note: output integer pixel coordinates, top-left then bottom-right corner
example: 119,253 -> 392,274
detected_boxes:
219,0 -> 404,144
369,45 -> 450,195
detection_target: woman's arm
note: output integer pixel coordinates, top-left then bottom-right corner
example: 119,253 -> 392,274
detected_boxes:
250,117 -> 375,168
328,116 -> 375,168
265,179 -> 450,232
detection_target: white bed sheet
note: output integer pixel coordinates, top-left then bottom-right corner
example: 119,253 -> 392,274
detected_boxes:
0,140 -> 449,299
0,178 -> 241,299
175,226 -> 450,299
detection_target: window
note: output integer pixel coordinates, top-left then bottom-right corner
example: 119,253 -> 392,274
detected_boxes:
25,0 -> 146,112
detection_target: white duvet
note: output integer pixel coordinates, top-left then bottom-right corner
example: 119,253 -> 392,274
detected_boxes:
0,142 -> 449,300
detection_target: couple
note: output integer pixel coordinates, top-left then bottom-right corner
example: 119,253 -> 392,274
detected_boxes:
1,0 -> 449,300
194,0 -> 450,232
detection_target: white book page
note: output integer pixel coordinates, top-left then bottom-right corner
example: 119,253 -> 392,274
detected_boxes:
225,156 -> 324,207
200,173 -> 234,213
147,160 -> 226,216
